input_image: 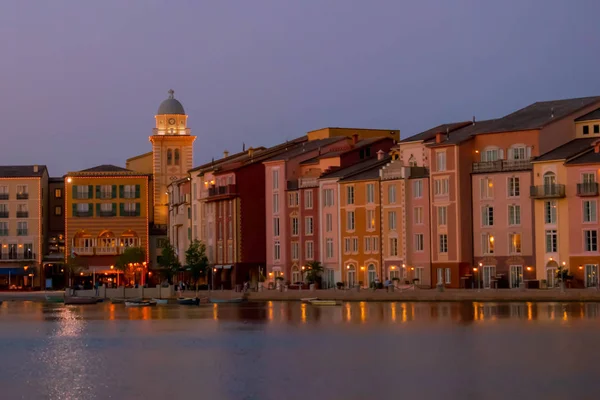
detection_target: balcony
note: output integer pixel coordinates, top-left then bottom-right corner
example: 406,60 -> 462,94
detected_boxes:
407,166 -> 429,178
299,177 -> 318,188
72,247 -> 94,255
16,193 -> 29,200
0,194 -> 8,200
16,211 -> 28,218
0,253 -> 36,261
0,212 -> 7,218
530,184 -> 566,199
96,246 -> 118,255
577,182 -> 599,197
207,184 -> 237,200
472,159 -> 532,173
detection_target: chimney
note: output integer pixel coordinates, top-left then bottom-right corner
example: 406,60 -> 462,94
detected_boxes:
377,150 -> 385,160
242,142 -> 246,151
446,127 -> 450,140
472,116 -> 476,125
435,132 -> 443,144
223,150 -> 229,158
33,165 -> 38,173
352,134 -> 359,145
248,147 -> 254,157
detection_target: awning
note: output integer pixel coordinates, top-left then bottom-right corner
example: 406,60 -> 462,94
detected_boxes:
0,268 -> 26,276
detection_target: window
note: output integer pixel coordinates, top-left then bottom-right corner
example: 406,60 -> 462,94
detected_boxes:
482,233 -> 494,254
323,189 -> 334,207
291,242 -> 299,260
346,186 -> 355,205
545,230 -> 558,253
76,185 -> 89,199
482,206 -> 494,226
481,148 -> 500,162
305,241 -> 314,260
0,222 -> 7,235
305,217 -> 314,235
508,177 -> 520,197
415,234 -> 424,252
544,201 -> 557,224
0,186 -> 8,199
413,180 -> 423,198
98,185 -> 112,199
100,203 -> 112,213
445,268 -> 451,284
54,188 -> 62,199
364,237 -> 372,253
76,203 -> 89,212
389,238 -> 398,256
227,243 -> 233,262
595,125 -> 600,134
583,125 -> 590,135
304,190 -> 313,209
480,178 -> 493,199
272,193 -> 279,213
123,185 -> 136,199
414,207 -> 423,224
434,178 -> 449,196
509,233 -> 521,254
326,214 -> 332,232
509,147 -> 528,160
584,200 -> 597,223
583,173 -> 596,184
174,149 -> 180,165
288,192 -> 299,207
437,206 -> 447,226
388,211 -> 397,230
366,184 -> 375,203
273,217 -> 280,236
388,185 -> 396,203
167,149 -> 173,165
352,237 -> 359,253
17,221 -> 27,236
274,241 -> 281,260
585,230 -> 598,252
344,238 -> 351,254
228,220 -> 233,239
326,238 -> 333,259
366,210 -> 375,230
291,217 -> 299,236
436,151 -> 446,171
54,206 -> 62,216
347,211 -> 355,231
372,236 -> 379,253
272,169 -> 279,190
439,234 -> 448,253
508,205 -> 521,225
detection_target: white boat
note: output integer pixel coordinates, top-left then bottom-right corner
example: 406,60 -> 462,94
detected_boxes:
301,297 -> 318,303
308,299 -> 340,306
125,300 -> 154,307
151,298 -> 168,305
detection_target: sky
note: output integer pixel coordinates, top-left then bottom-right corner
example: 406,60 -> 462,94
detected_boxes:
2,0 -> 600,176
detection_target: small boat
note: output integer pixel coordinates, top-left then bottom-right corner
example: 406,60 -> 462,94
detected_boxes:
125,300 -> 155,307
151,298 -> 168,305
178,297 -> 200,306
210,297 -> 245,304
45,295 -> 64,303
301,297 -> 318,303
64,297 -> 99,305
111,297 -> 141,304
308,299 -> 340,306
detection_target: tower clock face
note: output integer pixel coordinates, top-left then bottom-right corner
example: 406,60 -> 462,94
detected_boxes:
168,118 -> 176,125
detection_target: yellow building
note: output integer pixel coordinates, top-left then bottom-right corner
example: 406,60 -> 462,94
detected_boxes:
65,165 -> 150,280
0,165 -> 48,289
339,157 -> 387,287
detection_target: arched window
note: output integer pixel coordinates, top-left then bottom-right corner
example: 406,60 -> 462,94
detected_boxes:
508,144 -> 530,160
408,155 -> 417,167
167,149 -> 173,165
481,146 -> 502,162
291,266 -> 301,283
543,171 -> 556,186
174,149 -> 180,165
367,264 -> 377,286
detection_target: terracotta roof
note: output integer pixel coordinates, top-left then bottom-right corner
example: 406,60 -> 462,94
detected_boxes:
575,108 -> 600,122
427,119 -> 499,146
401,121 -> 471,143
339,156 -> 391,182
533,138 -> 596,162
0,165 -> 47,178
266,137 -> 346,162
321,157 -> 387,180
79,165 -> 132,173
565,147 -> 600,165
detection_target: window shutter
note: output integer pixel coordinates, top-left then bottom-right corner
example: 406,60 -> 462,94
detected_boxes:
119,185 -> 124,198
89,203 -> 94,217
119,203 -> 124,216
135,185 -> 140,199
498,149 -> 504,160
480,179 -> 484,199
112,185 -> 117,199
72,203 -> 77,216
96,203 -> 101,216
593,202 -> 597,222
72,185 -> 77,199
526,146 -> 532,159
88,185 -> 93,199
136,203 -> 141,216
112,203 -> 117,216
507,148 -> 513,160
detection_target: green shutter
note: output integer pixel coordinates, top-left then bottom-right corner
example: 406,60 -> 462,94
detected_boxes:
135,203 -> 141,216
72,185 -> 77,199
112,203 -> 117,216
96,203 -> 101,216
89,203 -> 94,217
112,185 -> 117,199
95,185 -> 100,199
119,185 -> 124,199
72,204 -> 77,216
88,185 -> 93,199
135,185 -> 140,199
119,203 -> 124,216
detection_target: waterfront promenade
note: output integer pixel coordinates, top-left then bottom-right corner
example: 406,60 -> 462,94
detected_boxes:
5,288 -> 600,302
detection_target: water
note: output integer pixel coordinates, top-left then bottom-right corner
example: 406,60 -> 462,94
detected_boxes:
1,301 -> 600,400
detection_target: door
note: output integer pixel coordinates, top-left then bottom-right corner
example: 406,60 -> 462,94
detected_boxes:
510,265 -> 523,288
546,268 -> 557,288
347,268 -> 356,288
437,268 -> 443,285
414,268 -> 424,285
585,265 -> 598,288
367,264 -> 376,287
482,266 -> 495,289
389,269 -> 400,280
326,269 -> 334,289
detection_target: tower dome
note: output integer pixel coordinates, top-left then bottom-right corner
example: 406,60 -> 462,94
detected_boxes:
157,89 -> 185,115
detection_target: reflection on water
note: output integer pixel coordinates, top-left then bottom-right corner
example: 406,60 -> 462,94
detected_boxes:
2,301 -> 600,399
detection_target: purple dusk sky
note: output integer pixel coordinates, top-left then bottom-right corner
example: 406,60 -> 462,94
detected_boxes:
2,0 -> 600,176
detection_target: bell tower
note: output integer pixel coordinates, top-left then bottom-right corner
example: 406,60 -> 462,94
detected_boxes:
150,89 -> 196,226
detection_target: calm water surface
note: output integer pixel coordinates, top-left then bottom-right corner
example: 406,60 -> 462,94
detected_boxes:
1,301 -> 600,400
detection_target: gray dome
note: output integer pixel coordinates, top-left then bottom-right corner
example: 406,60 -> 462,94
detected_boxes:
157,89 -> 185,115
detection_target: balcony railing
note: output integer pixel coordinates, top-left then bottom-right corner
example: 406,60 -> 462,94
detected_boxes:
577,182 -> 599,197
473,159 -> 533,173
16,193 -> 29,200
96,246 -> 118,255
208,184 -> 237,198
0,253 -> 36,261
407,166 -> 429,178
530,184 -> 566,199
16,211 -> 28,218
0,212 -> 8,218
72,247 -> 94,255
0,194 -> 8,200
299,177 -> 318,188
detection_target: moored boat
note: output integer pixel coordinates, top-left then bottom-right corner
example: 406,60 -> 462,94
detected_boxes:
64,297 -> 99,305
151,298 -> 168,305
301,297 -> 318,303
177,297 -> 200,306
308,299 -> 340,306
45,295 -> 64,303
125,300 -> 155,307
111,297 -> 141,304
210,297 -> 245,304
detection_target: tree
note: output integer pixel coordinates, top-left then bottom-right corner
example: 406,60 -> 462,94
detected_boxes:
185,240 -> 209,293
115,246 -> 146,285
63,256 -> 88,288
158,242 -> 180,284
305,261 -> 324,285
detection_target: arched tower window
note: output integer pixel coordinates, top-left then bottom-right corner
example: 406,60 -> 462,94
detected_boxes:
167,149 -> 173,165
174,149 -> 180,165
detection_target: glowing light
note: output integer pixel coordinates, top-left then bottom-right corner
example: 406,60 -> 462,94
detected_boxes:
475,150 -> 479,154
579,265 -> 583,270
526,266 -> 532,271
562,261 -> 566,266
549,257 -> 553,261
110,265 -> 114,269
402,264 -> 406,268
360,266 -> 365,271
410,267 -> 414,271
489,236 -> 494,242
66,177 -> 72,183
473,267 -> 478,272
80,272 -> 84,276
346,265 -> 350,269
23,266 -> 28,271
390,266 -> 396,270
479,262 -> 483,267
213,268 -> 217,272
